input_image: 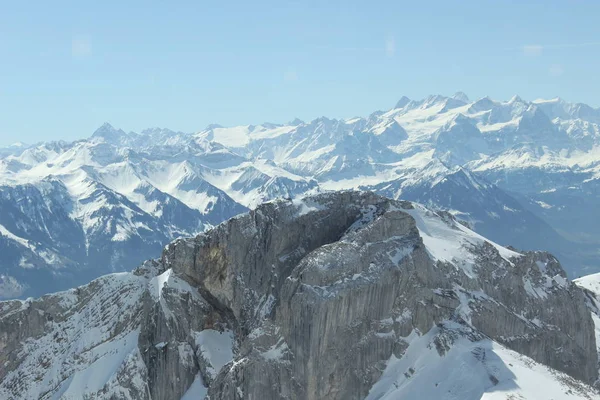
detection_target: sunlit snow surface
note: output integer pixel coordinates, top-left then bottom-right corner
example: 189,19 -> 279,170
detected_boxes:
0,268 -> 235,400
194,329 -> 234,379
402,203 -> 521,277
180,375 -> 208,400
180,330 -> 234,399
367,324 -> 597,400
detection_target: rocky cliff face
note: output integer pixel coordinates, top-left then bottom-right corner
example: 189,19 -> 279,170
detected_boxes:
0,191 -> 597,399
574,273 -> 600,388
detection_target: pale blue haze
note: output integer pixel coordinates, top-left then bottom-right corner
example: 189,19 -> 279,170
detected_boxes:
1,0 -> 599,145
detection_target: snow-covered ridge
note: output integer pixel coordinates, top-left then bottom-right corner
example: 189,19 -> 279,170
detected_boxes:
2,93 -> 600,299
367,322 -> 597,400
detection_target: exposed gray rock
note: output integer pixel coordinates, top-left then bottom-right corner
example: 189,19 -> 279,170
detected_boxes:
574,273 -> 600,389
0,191 -> 597,399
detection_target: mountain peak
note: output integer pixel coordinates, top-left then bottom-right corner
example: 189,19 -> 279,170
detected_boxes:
2,190 -> 596,399
452,91 -> 470,102
140,127 -> 176,136
395,96 -> 411,109
468,96 -> 497,112
508,95 -> 524,104
450,112 -> 472,125
94,122 -> 116,132
205,123 -> 224,130
422,94 -> 448,107
8,141 -> 28,148
313,116 -> 334,124
91,122 -> 128,141
288,118 -> 304,126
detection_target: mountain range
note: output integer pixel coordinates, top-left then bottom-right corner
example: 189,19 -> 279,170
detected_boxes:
1,92 -> 600,298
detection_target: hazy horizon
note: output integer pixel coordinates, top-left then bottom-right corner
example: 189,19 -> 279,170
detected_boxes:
2,0 -> 600,146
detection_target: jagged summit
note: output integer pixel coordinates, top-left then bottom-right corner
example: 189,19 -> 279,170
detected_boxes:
0,191 -> 597,399
288,117 -> 304,126
452,91 -> 470,102
92,121 -> 121,136
395,95 -> 411,109
90,122 -> 132,145
205,123 -> 224,130
508,94 -> 524,104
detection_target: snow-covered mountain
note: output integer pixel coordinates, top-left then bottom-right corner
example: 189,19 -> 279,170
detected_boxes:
1,192 -> 597,399
2,93 -> 600,298
0,129 -> 312,298
192,93 -> 600,277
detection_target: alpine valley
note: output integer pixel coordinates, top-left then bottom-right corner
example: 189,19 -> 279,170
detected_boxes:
1,93 -> 600,299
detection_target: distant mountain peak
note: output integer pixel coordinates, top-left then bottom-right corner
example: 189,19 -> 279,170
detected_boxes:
425,94 -> 447,102
288,118 -> 304,126
508,95 -> 524,104
422,94 -> 448,108
140,127 -> 176,136
205,123 -> 224,130
468,96 -> 497,112
92,122 -> 126,138
7,141 -> 28,149
395,96 -> 411,109
95,121 -> 116,131
313,116 -> 335,125
449,112 -> 472,124
452,91 -> 470,103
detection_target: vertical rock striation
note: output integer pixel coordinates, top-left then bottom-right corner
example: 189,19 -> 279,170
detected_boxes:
0,191 -> 597,399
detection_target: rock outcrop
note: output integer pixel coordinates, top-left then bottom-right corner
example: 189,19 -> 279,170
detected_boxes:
0,191 -> 597,399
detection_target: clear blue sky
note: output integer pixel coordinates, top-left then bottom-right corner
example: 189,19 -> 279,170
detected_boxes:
1,0 -> 599,146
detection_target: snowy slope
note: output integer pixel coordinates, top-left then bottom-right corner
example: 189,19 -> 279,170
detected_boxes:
0,135 -> 248,298
367,323 -> 597,400
0,265 -> 235,400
